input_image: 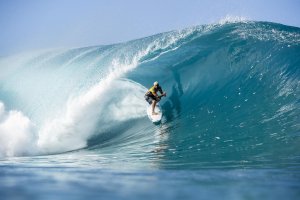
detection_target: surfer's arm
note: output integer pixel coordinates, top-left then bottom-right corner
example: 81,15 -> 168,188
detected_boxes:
158,87 -> 166,97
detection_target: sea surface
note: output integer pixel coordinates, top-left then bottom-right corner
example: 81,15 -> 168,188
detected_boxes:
0,20 -> 300,199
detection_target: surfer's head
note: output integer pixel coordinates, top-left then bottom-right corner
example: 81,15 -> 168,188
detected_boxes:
154,81 -> 159,86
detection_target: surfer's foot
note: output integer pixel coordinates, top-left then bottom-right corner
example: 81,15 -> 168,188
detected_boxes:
152,112 -> 159,115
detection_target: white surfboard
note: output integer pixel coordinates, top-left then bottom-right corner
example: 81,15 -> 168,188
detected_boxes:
147,103 -> 162,123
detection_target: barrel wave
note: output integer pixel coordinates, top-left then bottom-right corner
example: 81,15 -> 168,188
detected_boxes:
0,21 -> 300,170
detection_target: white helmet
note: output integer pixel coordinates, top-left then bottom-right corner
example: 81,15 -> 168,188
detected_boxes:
154,81 -> 159,86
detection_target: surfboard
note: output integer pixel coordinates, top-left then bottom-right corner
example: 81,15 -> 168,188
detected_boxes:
147,103 -> 162,123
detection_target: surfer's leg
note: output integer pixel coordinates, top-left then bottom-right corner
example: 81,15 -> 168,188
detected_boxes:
145,95 -> 152,105
152,100 -> 158,115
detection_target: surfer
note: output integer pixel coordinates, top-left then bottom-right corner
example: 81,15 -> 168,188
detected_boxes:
145,81 -> 166,115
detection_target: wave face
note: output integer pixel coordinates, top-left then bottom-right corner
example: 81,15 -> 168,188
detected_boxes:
0,21 -> 300,168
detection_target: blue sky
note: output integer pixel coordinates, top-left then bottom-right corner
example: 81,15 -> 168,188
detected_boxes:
0,0 -> 299,56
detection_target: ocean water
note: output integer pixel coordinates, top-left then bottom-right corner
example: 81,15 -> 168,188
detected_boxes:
0,20 -> 300,199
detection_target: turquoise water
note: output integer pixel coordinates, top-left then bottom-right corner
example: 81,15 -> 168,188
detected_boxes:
0,21 -> 300,199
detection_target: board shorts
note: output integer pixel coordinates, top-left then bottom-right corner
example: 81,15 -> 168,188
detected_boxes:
144,94 -> 159,105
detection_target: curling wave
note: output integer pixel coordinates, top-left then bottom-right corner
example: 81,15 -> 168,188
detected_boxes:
0,20 -> 299,169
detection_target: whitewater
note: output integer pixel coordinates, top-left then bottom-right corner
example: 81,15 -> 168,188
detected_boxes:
0,20 -> 300,199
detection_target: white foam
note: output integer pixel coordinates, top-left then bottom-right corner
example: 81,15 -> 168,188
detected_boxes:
218,15 -> 248,25
0,102 -> 37,157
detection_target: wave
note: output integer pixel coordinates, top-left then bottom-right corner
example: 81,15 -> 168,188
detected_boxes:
0,20 -> 299,168
0,26 -> 194,156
